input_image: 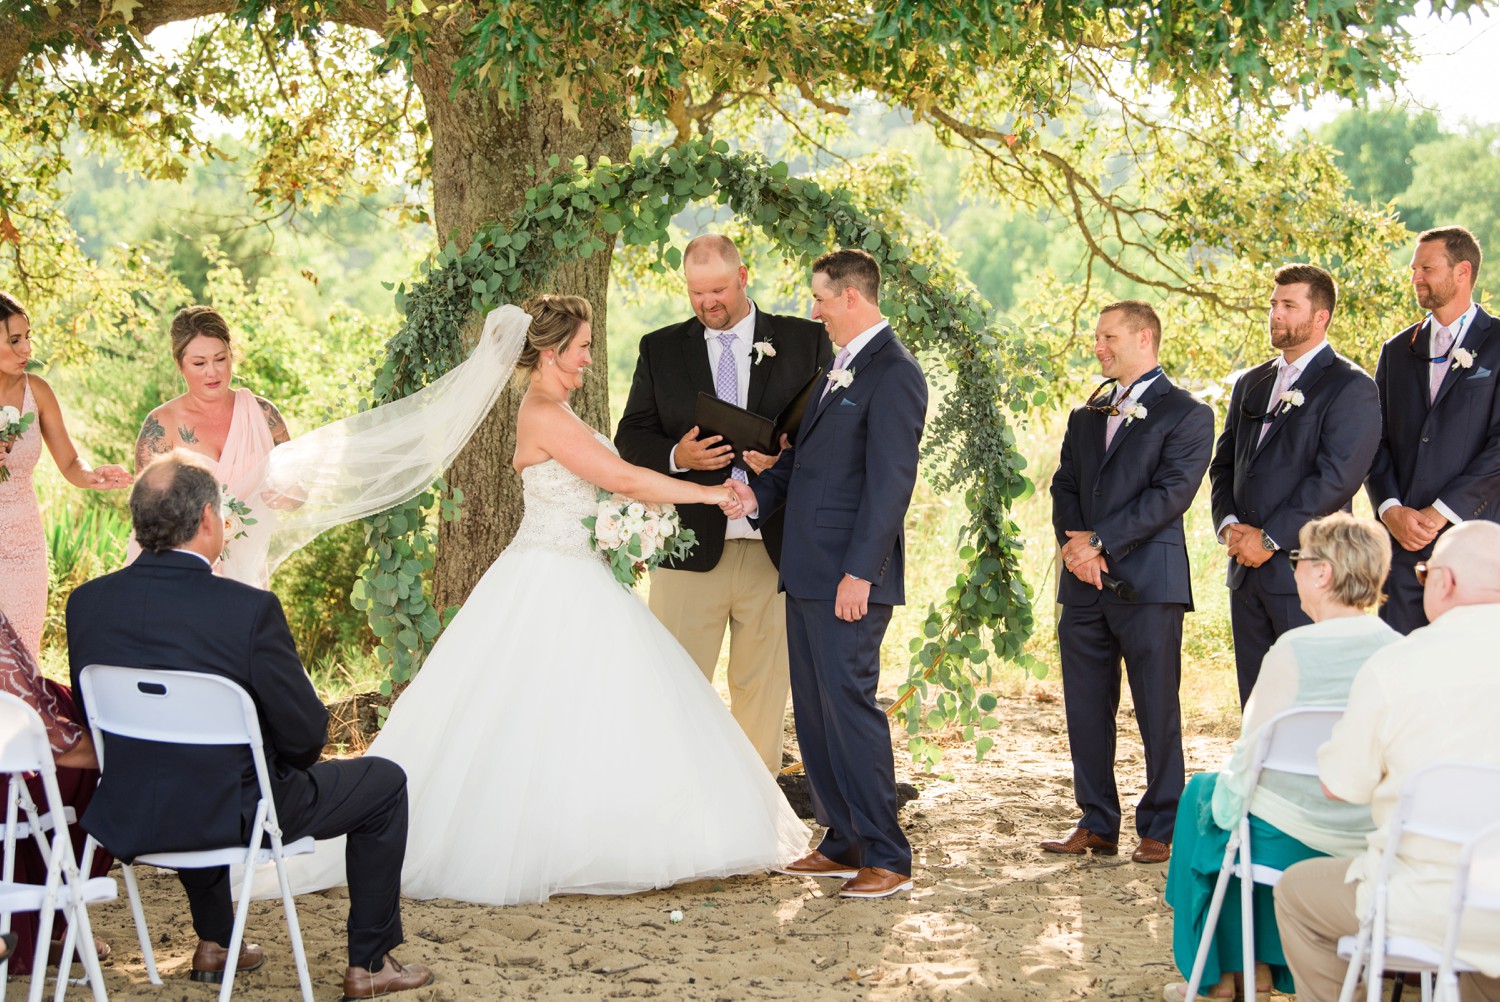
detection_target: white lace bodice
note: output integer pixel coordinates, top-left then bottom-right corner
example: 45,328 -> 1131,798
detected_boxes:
507,433 -> 611,561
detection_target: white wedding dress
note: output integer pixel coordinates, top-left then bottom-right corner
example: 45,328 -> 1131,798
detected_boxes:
275,431 -> 810,905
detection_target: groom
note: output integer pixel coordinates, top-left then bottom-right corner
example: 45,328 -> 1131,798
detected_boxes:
725,248 -> 928,898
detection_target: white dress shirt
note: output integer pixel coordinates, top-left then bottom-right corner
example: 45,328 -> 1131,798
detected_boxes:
1376,301 -> 1478,526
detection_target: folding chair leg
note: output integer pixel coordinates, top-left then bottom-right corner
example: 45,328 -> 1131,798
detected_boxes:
121,864 -> 161,985
1185,835 -> 1241,999
1338,928 -> 1370,1002
218,862 -> 260,1002
272,852 -> 316,1002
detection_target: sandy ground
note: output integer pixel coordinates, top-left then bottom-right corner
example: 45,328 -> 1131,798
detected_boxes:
42,684 -> 1237,1001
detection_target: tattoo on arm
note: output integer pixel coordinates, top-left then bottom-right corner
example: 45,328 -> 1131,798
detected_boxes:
257,397 -> 290,445
178,425 -> 199,444
135,413 -> 170,471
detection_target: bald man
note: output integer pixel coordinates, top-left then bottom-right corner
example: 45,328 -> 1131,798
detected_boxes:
1274,521 -> 1500,1001
616,235 -> 832,771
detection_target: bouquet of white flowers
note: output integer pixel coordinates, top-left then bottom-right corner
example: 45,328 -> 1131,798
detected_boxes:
0,405 -> 36,484
584,492 -> 697,589
220,485 -> 258,563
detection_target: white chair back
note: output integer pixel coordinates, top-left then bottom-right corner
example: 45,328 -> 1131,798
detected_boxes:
0,697 -> 52,777
1255,706 -> 1343,778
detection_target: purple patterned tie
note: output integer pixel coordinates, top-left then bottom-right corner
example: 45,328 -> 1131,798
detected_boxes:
1431,323 -> 1455,404
715,332 -> 748,483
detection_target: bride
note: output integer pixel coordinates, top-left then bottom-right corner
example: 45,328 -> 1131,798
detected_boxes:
278,296 -> 809,904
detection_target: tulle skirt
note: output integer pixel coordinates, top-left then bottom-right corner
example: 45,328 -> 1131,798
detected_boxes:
277,544 -> 809,905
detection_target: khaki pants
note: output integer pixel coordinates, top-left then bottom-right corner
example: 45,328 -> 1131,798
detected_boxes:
649,539 -> 789,772
1275,857 -> 1500,1002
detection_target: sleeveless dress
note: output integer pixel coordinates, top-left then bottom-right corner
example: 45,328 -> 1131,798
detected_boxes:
0,376 -> 48,654
277,434 -> 810,904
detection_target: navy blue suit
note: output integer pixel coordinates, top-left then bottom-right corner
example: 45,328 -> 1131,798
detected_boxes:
1050,375 -> 1214,842
751,325 -> 927,874
1367,307 -> 1500,633
1209,345 -> 1381,705
67,551 -> 409,968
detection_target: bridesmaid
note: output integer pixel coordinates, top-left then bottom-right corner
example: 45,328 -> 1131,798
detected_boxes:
131,305 -> 291,584
0,291 -> 132,656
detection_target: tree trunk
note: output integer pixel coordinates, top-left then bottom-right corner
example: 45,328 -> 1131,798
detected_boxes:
410,55 -> 629,614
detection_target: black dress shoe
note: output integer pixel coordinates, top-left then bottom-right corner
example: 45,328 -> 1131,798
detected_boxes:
189,939 -> 265,983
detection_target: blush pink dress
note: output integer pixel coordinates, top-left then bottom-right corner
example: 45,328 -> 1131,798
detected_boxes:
0,376 -> 48,654
126,387 -> 277,586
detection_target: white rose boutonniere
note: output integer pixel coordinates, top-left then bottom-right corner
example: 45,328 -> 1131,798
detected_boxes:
1452,347 -> 1476,370
751,340 -> 776,365
1119,400 -> 1148,425
1278,388 -> 1305,415
826,368 -> 854,392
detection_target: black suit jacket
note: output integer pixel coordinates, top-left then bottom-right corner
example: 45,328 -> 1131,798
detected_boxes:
1051,376 -> 1215,608
1209,345 -> 1381,594
67,550 -> 329,861
750,326 -> 928,605
615,307 -> 832,571
1366,306 -> 1500,552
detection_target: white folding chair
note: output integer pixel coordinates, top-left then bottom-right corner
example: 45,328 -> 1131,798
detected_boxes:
1336,761 -> 1500,1002
77,666 -> 315,1002
0,693 -> 115,1002
1436,819 -> 1500,1002
1182,706 -> 1345,1000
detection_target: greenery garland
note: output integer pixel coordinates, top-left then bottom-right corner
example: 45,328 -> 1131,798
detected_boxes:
354,138 -> 1049,765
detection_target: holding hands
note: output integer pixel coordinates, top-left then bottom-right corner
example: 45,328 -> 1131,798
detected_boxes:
718,478 -> 757,519
84,464 -> 132,490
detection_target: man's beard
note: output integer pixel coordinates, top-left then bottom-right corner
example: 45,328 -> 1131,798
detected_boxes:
1270,318 -> 1316,352
1416,277 -> 1456,312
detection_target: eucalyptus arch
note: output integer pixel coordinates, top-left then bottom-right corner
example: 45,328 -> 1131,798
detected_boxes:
354,139 -> 1046,764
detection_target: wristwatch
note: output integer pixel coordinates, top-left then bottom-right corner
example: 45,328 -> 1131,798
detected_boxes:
1260,529 -> 1278,552
1088,531 -> 1103,552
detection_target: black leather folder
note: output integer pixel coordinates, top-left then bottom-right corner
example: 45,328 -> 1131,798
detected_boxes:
694,366 -> 825,457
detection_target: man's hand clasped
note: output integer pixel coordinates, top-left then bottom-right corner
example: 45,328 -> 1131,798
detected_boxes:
1223,522 -> 1275,568
1381,504 -> 1446,552
1061,529 -> 1109,589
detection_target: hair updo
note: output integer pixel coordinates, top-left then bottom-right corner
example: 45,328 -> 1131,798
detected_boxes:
170,305 -> 233,366
516,295 -> 592,374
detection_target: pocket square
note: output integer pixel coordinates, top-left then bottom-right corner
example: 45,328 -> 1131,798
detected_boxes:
839,397 -> 859,407
1468,366 -> 1493,380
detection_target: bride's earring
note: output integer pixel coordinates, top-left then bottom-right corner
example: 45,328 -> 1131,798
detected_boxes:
547,357 -> 554,366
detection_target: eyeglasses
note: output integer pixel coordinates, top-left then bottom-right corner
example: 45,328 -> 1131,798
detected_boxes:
1415,561 -> 1449,586
1288,549 -> 1328,569
1082,379 -> 1123,416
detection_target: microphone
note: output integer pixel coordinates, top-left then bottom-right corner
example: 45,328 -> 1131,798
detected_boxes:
1101,572 -> 1138,602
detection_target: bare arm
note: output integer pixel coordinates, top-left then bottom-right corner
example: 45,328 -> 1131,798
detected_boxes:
134,407 -> 175,473
522,398 -> 731,506
33,376 -> 130,489
256,395 -> 292,446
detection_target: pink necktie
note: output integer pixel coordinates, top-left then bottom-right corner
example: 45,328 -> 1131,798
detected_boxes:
1430,324 -> 1455,404
1104,388 -> 1127,449
820,346 -> 852,402
1258,364 -> 1293,446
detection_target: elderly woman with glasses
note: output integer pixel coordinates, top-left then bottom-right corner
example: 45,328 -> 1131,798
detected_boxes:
1163,513 -> 1400,1001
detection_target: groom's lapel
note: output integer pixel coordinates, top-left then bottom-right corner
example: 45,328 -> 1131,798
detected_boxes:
802,326 -> 893,440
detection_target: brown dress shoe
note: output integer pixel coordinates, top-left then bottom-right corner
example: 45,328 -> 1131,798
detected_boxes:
838,866 -> 914,898
342,953 -> 435,1000
1132,837 -> 1171,864
189,939 -> 265,983
1039,828 -> 1119,856
773,850 -> 860,879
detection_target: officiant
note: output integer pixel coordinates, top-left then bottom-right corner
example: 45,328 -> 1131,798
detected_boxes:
617,235 -> 832,771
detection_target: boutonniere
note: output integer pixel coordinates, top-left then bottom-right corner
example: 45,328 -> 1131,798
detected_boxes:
1277,388 -> 1305,415
751,340 -> 776,365
1452,347 -> 1475,370
1119,400 -> 1148,425
826,368 -> 854,392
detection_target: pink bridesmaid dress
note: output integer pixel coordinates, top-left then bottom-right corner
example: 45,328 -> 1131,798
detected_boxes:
0,376 -> 48,654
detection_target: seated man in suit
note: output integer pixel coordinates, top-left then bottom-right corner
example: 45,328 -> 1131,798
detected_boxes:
67,451 -> 434,999
1274,520 -> 1500,1002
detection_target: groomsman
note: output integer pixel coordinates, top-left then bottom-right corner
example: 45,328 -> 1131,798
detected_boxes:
1209,264 -> 1381,706
616,235 -> 832,771
1367,226 -> 1500,634
724,248 -> 928,898
1043,301 -> 1213,864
